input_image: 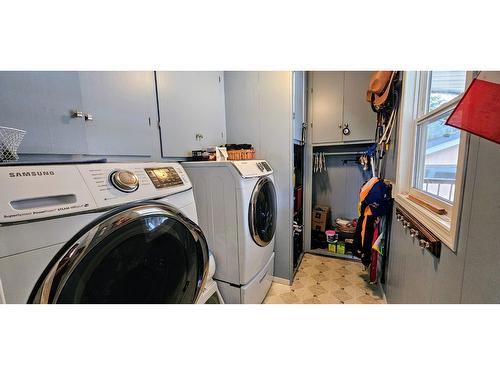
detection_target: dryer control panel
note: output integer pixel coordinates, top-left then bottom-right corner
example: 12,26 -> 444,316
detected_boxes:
231,160 -> 273,178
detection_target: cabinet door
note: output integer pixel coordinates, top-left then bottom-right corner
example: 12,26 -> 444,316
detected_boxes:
79,71 -> 156,156
342,71 -> 377,142
156,71 -> 226,157
292,71 -> 305,143
0,71 -> 87,154
224,71 -> 260,147
311,71 -> 344,144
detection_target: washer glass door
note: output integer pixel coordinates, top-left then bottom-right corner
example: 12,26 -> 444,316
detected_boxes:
249,177 -> 277,247
30,202 -> 208,304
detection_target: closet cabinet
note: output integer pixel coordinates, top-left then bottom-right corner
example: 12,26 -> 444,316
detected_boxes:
156,71 -> 226,157
0,71 -> 88,154
79,71 -> 157,156
292,71 -> 306,143
311,71 -> 376,145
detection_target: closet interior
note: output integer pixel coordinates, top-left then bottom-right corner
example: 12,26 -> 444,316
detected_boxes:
302,71 -> 380,262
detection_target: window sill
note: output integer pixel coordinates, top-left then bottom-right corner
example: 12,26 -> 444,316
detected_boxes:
394,193 -> 456,251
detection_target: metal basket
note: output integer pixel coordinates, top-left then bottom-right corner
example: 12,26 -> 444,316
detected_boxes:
0,126 -> 26,162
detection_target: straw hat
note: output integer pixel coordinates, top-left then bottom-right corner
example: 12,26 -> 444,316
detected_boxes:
366,71 -> 395,106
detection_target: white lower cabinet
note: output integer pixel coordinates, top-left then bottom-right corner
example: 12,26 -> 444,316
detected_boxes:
156,71 -> 226,157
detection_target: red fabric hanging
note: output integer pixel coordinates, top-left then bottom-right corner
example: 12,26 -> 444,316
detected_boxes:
446,72 -> 500,145
369,221 -> 380,283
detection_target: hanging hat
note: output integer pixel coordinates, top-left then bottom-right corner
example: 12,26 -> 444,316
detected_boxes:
366,71 -> 395,107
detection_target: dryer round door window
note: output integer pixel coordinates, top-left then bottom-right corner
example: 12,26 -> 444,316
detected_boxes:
249,177 -> 277,247
29,202 -> 209,304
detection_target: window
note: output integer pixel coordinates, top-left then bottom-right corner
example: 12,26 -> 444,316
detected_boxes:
412,71 -> 466,205
394,71 -> 471,251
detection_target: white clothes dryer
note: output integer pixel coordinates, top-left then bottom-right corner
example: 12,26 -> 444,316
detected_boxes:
182,160 -> 276,303
0,161 -> 222,304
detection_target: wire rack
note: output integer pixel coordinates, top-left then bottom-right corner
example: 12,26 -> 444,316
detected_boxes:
0,126 -> 26,162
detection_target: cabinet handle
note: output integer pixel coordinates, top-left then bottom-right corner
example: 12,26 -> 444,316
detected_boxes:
342,123 -> 351,136
71,110 -> 83,119
84,113 -> 93,122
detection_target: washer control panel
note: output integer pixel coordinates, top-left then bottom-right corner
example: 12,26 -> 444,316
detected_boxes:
77,162 -> 191,207
144,167 -> 183,189
0,162 -> 192,224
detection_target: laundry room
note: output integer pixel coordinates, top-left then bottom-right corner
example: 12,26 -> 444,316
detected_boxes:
1,2 -> 500,373
2,67 -> 500,307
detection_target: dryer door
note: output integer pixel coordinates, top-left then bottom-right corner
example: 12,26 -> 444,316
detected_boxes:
249,177 -> 277,247
29,202 -> 209,304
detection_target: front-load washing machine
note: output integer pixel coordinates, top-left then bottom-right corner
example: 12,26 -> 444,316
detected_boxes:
182,160 -> 277,303
0,161 -> 223,304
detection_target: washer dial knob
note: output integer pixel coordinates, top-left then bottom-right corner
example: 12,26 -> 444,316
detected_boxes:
109,170 -> 139,193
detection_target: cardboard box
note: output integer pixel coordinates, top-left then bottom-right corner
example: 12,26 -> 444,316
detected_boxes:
312,205 -> 329,232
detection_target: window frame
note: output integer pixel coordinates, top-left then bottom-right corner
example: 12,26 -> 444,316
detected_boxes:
394,71 -> 472,251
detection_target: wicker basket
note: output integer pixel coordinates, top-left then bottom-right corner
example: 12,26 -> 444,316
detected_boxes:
227,148 -> 256,160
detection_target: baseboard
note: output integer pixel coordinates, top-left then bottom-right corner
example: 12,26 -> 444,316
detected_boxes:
272,276 -> 291,286
378,282 -> 388,304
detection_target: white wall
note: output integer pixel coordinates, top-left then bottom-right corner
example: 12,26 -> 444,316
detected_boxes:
225,71 -> 294,281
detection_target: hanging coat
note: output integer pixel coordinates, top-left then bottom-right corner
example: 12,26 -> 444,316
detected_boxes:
353,177 -> 391,267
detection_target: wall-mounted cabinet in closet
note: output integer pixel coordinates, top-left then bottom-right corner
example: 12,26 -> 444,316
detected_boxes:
0,71 -> 157,156
156,71 -> 226,157
311,71 -> 376,145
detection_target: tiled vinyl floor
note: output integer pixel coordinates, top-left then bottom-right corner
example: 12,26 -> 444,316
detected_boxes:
263,253 -> 386,304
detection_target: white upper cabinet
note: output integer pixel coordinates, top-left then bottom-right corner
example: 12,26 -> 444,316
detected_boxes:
224,71 -> 260,148
342,71 -> 377,142
0,71 -> 157,156
156,71 -> 226,157
0,72 -> 88,154
311,71 -> 344,144
79,71 -> 157,156
311,71 -> 376,145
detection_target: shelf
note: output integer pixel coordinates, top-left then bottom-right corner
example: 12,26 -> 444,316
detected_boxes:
306,248 -> 360,262
312,141 -> 375,148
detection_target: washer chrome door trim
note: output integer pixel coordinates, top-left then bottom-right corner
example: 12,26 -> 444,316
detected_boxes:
248,176 -> 277,247
30,201 -> 209,304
